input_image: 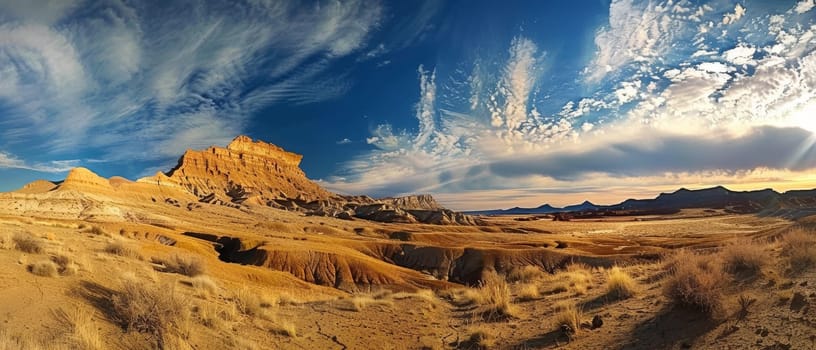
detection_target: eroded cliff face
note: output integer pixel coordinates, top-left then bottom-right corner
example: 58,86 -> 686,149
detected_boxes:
159,135 -> 333,204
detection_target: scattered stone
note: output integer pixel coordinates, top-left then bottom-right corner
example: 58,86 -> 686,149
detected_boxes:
790,292 -> 807,312
591,315 -> 604,329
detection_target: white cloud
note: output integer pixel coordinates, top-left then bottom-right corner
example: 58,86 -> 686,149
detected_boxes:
723,44 -> 757,66
364,43 -> 387,59
614,80 -> 641,104
585,0 -> 674,83
336,138 -> 352,145
795,0 -> 815,14
722,4 -> 746,25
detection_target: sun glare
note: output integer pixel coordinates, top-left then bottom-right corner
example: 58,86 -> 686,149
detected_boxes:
791,103 -> 816,133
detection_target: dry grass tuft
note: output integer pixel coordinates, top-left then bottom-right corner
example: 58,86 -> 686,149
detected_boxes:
447,272 -> 517,320
506,265 -> 546,283
553,302 -> 583,334
54,308 -> 103,350
194,303 -> 232,331
0,331 -> 48,350
13,233 -> 44,254
605,266 -> 638,299
780,228 -> 816,273
475,271 -> 517,320
269,320 -> 297,337
663,250 -> 725,314
517,283 -> 541,301
545,263 -> 593,295
337,295 -> 394,312
190,276 -> 219,297
390,289 -> 440,309
233,288 -> 275,318
721,239 -> 768,275
111,279 -> 191,349
51,254 -> 78,276
104,241 -> 143,260
153,254 -> 205,277
29,260 -> 58,277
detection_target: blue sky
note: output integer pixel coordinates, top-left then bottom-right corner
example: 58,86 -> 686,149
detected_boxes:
1,0 -> 815,210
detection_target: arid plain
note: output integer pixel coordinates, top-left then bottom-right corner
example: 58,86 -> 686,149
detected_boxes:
0,137 -> 814,350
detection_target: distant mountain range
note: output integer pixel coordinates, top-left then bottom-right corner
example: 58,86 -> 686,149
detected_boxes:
464,186 -> 816,218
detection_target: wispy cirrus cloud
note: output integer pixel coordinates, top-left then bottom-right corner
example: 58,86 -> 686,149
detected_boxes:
0,0 -> 382,168
0,151 -> 78,173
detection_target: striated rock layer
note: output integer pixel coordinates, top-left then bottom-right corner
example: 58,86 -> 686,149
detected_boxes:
156,135 -> 334,204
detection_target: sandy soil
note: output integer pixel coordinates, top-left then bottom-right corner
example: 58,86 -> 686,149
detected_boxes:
0,203 -> 810,349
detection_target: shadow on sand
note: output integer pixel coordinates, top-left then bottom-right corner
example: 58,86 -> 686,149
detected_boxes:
616,305 -> 722,349
73,280 -> 120,326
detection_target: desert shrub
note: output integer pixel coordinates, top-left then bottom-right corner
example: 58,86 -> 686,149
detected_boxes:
13,233 -> 43,254
506,265 -> 545,283
111,279 -> 190,349
104,241 -> 143,260
721,239 -> 768,275
88,226 -> 109,237
605,266 -> 638,299
51,254 -> 78,276
153,254 -> 205,277
553,302 -> 583,334
780,229 -> 816,273
29,260 -> 58,277
663,250 -> 725,314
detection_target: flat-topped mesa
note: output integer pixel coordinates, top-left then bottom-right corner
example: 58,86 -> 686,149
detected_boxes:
163,135 -> 333,204
226,135 -> 303,167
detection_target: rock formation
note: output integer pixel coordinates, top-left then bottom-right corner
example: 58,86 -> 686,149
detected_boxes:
5,135 -> 478,225
155,135 -> 334,204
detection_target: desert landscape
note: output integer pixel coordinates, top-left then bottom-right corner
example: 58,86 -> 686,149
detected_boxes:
1,0 -> 816,349
0,136 -> 813,349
